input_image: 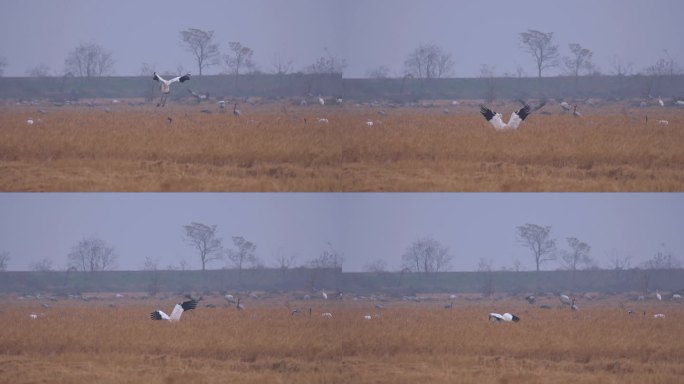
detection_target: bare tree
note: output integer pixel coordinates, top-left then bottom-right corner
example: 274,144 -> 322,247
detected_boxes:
272,250 -> 297,270
516,224 -> 557,273
26,64 -> 52,77
366,65 -> 391,79
0,251 -> 10,271
519,30 -> 559,78
271,53 -> 294,75
561,237 -> 591,279
308,243 -> 344,269
64,42 -> 115,78
364,259 -> 388,273
182,222 -> 223,271
224,42 -> 256,85
179,28 -> 220,76
404,44 -> 454,79
641,249 -> 681,270
563,43 -> 594,77
609,56 -> 633,77
304,49 -> 347,75
0,56 -> 7,77
30,258 -> 54,271
401,237 -> 452,273
644,50 -> 682,77
67,237 -> 117,272
226,236 -> 258,272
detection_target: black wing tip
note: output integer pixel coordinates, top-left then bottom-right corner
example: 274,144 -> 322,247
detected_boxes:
150,311 -> 161,320
517,105 -> 531,120
480,105 -> 494,121
152,72 -> 159,81
179,74 -> 191,82
181,299 -> 198,311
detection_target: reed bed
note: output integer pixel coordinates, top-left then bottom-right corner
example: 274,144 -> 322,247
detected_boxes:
1,295 -> 683,383
1,103 -> 682,191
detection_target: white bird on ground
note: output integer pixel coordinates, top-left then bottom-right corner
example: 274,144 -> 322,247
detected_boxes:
658,120 -> 669,126
364,314 -> 372,320
236,298 -> 245,311
656,290 -> 662,301
318,96 -> 325,105
152,72 -> 190,107
224,294 -> 236,304
658,97 -> 664,107
560,294 -> 572,306
218,100 -> 226,112
675,100 -> 684,106
672,294 -> 682,300
479,104 -> 531,131
525,295 -> 536,304
321,312 -> 333,318
321,290 -> 328,300
560,101 -> 573,112
654,313 -> 665,318
26,119 -> 34,125
366,120 -> 374,127
489,312 -> 520,322
188,89 -> 209,103
233,103 -> 241,117
150,299 -> 198,322
317,118 -> 329,124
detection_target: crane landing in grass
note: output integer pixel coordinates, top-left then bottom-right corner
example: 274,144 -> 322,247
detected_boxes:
153,72 -> 190,107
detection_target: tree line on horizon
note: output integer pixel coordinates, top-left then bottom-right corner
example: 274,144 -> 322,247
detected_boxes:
0,28 -> 681,81
1,221 -> 680,276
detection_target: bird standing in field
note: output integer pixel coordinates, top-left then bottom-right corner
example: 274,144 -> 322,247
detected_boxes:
480,104 -> 531,131
150,299 -> 198,322
153,72 -> 190,107
233,103 -> 241,117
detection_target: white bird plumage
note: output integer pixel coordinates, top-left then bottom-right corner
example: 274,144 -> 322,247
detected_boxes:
489,312 -> 520,322
150,299 -> 198,322
153,72 -> 190,107
656,290 -> 662,301
560,294 -> 572,306
480,104 -> 531,131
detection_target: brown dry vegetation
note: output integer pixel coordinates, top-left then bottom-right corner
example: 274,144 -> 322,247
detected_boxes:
1,102 -> 683,191
1,295 -> 683,383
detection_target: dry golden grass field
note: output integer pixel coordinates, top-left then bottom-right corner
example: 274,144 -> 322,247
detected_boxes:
1,293 -> 683,383
1,100 -> 683,191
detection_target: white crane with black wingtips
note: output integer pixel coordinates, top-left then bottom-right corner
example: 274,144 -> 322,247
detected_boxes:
150,299 -> 198,322
152,72 -> 190,107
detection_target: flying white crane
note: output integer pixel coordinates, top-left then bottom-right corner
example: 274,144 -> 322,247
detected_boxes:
479,104 -> 531,131
150,299 -> 198,322
152,72 -> 190,107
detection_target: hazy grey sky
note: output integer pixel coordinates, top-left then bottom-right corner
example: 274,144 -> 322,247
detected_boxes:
1,0 -> 683,78
1,193 -> 682,272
